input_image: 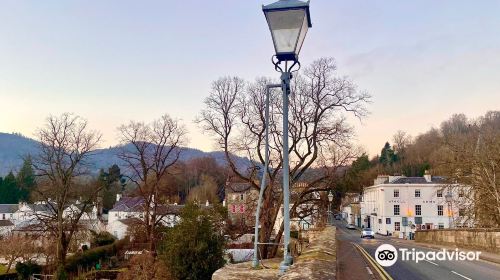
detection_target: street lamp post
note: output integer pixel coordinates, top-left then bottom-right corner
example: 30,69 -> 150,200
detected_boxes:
328,190 -> 334,225
445,192 -> 453,229
262,0 -> 312,274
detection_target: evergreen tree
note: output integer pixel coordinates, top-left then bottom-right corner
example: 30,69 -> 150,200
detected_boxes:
379,142 -> 398,166
160,203 -> 226,279
0,172 -> 20,203
16,157 -> 36,202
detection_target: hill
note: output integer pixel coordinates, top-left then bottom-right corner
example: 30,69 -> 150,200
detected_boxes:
0,133 -> 251,176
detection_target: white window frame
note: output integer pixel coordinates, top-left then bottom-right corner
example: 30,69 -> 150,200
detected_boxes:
437,205 -> 443,216
394,205 -> 400,216
394,189 -> 399,198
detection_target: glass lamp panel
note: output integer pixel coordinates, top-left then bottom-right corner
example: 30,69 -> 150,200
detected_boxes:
266,9 -> 306,54
295,14 -> 309,55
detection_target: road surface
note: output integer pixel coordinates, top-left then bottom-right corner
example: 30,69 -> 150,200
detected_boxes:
334,220 -> 500,280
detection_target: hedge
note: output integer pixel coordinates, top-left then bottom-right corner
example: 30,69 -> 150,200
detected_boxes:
65,239 -> 127,274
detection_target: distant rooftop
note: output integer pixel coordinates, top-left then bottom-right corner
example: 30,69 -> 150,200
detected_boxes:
390,176 -> 446,184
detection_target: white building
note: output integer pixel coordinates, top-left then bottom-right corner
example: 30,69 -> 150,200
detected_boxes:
360,173 -> 470,238
108,195 -> 183,239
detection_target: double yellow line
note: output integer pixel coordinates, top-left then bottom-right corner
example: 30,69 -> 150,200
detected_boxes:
352,243 -> 393,280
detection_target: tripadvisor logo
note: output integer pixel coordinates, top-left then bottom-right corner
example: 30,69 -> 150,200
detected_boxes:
374,244 -> 482,267
375,244 -> 398,267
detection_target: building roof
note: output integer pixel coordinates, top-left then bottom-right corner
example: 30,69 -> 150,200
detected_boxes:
118,218 -> 142,226
390,176 -> 446,184
0,204 -> 18,213
226,182 -> 252,193
110,197 -> 145,212
0,220 -> 14,227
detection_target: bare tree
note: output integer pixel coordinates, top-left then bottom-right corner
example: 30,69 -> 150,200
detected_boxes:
392,130 -> 412,155
0,235 -> 41,273
30,113 -> 102,274
117,114 -> 187,251
440,111 -> 500,227
197,57 -> 370,257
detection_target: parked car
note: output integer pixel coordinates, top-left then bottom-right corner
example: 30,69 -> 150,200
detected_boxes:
335,215 -> 341,220
346,224 -> 356,230
361,228 -> 375,238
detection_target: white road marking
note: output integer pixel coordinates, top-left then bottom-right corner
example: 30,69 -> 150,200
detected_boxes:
424,260 -> 439,266
366,267 -> 373,275
451,271 -> 472,280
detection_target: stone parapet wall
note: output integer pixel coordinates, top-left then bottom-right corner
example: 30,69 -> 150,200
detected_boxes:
415,228 -> 500,253
280,226 -> 336,280
212,226 -> 336,280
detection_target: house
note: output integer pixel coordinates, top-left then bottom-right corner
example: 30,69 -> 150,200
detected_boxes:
107,195 -> 184,239
360,172 -> 470,238
340,193 -> 361,227
0,220 -> 15,236
0,204 -> 17,221
224,181 -> 258,228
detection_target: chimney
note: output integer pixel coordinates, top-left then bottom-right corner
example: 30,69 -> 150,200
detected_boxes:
116,194 -> 122,202
424,170 -> 432,183
206,200 -> 210,207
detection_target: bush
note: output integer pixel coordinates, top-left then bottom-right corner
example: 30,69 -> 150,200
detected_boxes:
15,261 -> 41,280
91,232 -> 116,247
159,203 -> 226,279
65,239 -> 128,274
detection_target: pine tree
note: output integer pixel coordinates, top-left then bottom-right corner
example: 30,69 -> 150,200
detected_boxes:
16,157 -> 36,202
0,172 -> 20,203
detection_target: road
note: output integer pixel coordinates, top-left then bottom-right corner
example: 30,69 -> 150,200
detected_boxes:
334,220 -> 500,280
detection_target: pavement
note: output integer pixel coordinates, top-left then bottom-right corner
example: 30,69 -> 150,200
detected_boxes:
334,220 -> 500,280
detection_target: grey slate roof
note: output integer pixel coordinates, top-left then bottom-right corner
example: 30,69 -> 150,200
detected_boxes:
390,176 -> 446,184
0,204 -> 18,213
0,220 -> 14,227
110,197 -> 145,212
226,182 -> 252,193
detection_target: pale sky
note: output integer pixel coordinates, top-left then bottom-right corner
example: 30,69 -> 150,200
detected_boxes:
1,1 -> 499,157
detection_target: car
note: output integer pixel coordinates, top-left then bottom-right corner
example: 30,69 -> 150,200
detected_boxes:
335,215 -> 341,220
346,224 -> 356,230
361,228 -> 375,238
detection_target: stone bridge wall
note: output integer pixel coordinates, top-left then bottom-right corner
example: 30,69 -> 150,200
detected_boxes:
415,228 -> 500,253
212,226 -> 336,280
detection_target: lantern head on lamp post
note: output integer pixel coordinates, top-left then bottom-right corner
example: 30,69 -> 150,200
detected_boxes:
263,0 -> 311,71
328,190 -> 334,202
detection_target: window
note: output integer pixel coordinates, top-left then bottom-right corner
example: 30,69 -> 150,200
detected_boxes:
415,217 -> 422,224
458,190 -> 464,198
378,219 -> 382,224
240,194 -> 244,201
459,208 -> 465,217
1,214 -> 4,220
239,205 -> 245,213
437,190 -> 443,197
231,204 -> 236,213
438,223 -> 444,229
415,205 -> 422,216
394,189 -> 399,198
386,218 -> 391,224
437,205 -> 443,216
394,205 -> 400,216
9,214 -> 12,219
415,189 -> 421,198
394,222 -> 401,231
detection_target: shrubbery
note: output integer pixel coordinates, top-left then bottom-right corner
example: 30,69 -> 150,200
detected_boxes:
159,203 -> 226,279
65,239 -> 127,274
15,261 -> 41,280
